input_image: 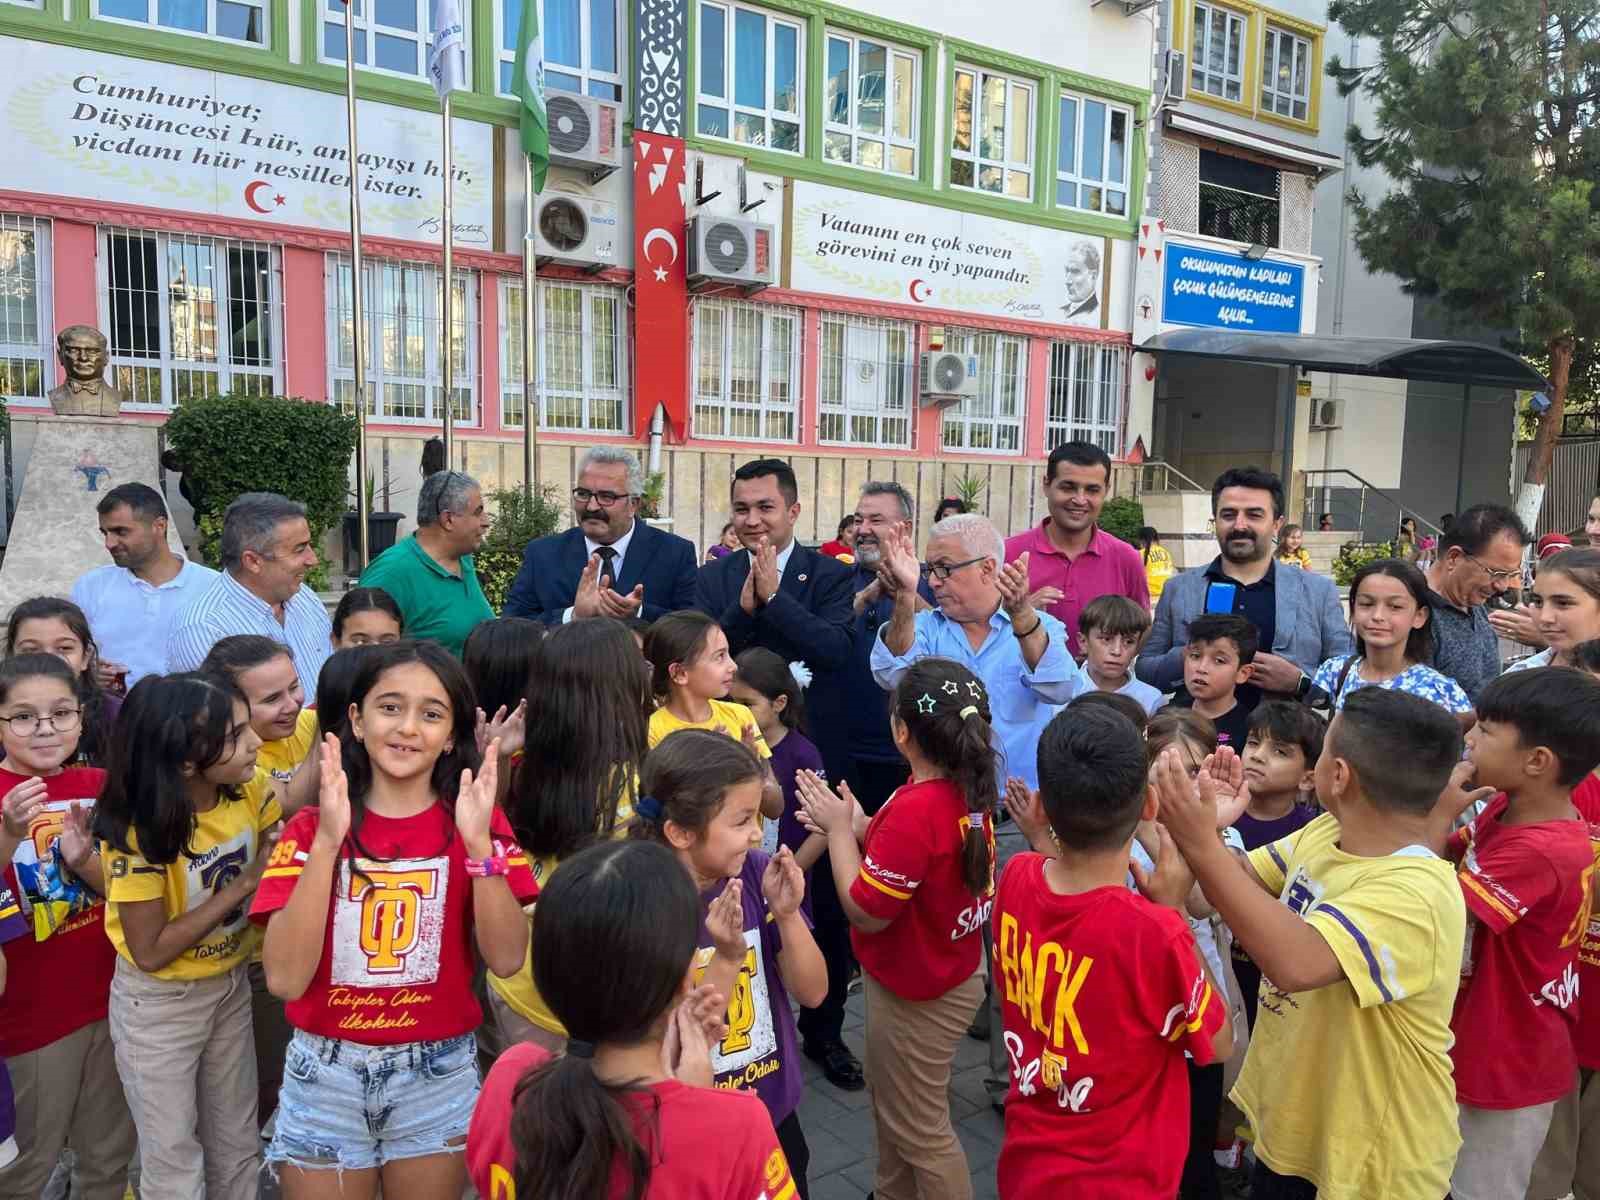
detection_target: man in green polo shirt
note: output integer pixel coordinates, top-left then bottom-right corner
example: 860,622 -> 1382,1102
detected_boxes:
359,469 -> 494,655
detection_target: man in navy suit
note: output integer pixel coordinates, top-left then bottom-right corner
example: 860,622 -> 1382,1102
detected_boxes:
695,457 -> 863,1089
502,446 -> 698,623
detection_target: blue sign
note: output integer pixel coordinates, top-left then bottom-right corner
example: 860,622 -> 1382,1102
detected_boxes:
1161,241 -> 1306,333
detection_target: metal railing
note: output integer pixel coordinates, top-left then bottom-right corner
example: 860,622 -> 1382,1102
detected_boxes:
1300,469 -> 1442,542
1112,460 -> 1210,498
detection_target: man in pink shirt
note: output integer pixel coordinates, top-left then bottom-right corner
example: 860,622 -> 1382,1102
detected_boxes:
1004,440 -> 1149,658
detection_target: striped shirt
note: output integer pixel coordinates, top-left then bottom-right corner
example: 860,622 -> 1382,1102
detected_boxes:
166,569 -> 331,691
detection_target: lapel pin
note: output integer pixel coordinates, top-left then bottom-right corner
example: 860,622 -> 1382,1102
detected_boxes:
797,573 -> 807,582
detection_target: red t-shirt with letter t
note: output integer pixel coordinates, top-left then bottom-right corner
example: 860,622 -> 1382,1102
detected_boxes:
849,777 -> 992,1001
1449,794 -> 1595,1107
467,1042 -> 796,1200
250,802 -> 537,1045
992,853 -> 1225,1199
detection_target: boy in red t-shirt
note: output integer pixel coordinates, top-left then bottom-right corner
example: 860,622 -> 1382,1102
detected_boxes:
1446,668 -> 1600,1200
993,703 -> 1231,1198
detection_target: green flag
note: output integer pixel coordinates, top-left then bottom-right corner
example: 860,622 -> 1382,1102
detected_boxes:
512,0 -> 548,194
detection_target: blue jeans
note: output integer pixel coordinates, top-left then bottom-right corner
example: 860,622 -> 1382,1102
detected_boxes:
266,1030 -> 479,1172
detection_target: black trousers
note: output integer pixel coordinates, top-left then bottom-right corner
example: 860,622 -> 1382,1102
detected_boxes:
795,755 -> 905,1047
1180,1060 -> 1225,1200
1234,955 -> 1263,1033
775,1111 -> 811,1200
1249,1160 -> 1318,1200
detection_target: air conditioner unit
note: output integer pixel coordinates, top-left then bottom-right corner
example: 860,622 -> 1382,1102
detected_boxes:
1310,397 -> 1345,431
532,193 -> 619,269
1165,50 -> 1188,103
918,351 -> 980,407
546,92 -> 623,178
686,215 -> 776,290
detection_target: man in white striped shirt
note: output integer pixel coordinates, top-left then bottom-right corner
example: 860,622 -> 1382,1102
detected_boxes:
166,492 -> 332,691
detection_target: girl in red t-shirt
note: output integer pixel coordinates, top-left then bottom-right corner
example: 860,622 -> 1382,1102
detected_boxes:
0,653 -> 133,1196
796,657 -> 997,1200
631,729 -> 826,1198
252,640 -> 535,1200
467,838 -> 797,1200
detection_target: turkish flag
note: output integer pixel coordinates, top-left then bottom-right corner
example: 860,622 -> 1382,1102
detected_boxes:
633,133 -> 690,438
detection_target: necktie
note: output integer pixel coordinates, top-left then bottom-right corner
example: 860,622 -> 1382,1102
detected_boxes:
595,545 -> 618,589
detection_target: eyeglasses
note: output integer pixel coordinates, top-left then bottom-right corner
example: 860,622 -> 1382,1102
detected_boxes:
573,487 -> 633,508
920,556 -> 987,582
1464,552 -> 1521,585
0,707 -> 82,736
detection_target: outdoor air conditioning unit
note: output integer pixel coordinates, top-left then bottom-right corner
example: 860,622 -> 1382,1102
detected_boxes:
546,92 -> 623,178
1310,397 -> 1345,431
532,193 -> 619,269
919,351 -> 980,407
1164,50 -> 1188,103
686,215 -> 776,291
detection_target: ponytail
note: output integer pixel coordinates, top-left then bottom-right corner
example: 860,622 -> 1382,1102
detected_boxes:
891,657 -> 998,897
510,1056 -> 656,1200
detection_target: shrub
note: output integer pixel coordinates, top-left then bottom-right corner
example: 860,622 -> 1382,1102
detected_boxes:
164,395 -> 359,582
1331,540 -> 1396,587
1098,496 -> 1146,547
477,484 -> 564,612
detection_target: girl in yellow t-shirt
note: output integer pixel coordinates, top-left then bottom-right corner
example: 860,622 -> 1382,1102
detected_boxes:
92,672 -> 282,1200
487,617 -> 650,1053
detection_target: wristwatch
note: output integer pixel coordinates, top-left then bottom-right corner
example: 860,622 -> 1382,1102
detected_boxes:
1293,673 -> 1312,701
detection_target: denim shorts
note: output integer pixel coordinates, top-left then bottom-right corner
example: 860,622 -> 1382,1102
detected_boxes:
266,1029 -> 480,1172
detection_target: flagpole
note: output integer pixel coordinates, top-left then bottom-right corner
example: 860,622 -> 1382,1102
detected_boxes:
343,0 -> 370,573
441,90 -> 455,463
522,155 -> 537,499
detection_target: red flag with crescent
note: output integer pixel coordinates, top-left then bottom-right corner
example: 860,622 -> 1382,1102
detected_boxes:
633,133 -> 689,438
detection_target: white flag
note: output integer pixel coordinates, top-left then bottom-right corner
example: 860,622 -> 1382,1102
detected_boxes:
427,0 -> 467,99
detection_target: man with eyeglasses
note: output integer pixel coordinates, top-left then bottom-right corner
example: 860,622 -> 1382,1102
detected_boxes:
502,447 -> 698,624
1423,504 -> 1530,702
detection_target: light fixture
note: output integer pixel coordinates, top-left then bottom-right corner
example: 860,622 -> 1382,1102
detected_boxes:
1241,243 -> 1270,261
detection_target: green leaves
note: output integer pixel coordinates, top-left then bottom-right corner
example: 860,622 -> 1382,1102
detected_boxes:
164,395 -> 360,567
1099,496 -> 1147,548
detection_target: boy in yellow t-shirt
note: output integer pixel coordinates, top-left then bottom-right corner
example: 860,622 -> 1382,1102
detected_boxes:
1155,686 -> 1469,1200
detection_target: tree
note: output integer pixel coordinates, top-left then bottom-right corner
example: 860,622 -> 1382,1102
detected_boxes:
1328,0 -> 1600,528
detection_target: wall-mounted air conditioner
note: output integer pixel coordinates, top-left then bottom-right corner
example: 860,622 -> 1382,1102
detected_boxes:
1165,51 -> 1188,103
547,92 -> 623,179
686,215 -> 775,291
532,193 -> 619,269
1310,397 -> 1345,431
918,351 -> 980,407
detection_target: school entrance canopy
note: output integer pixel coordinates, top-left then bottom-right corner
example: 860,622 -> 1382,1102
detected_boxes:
1137,329 -> 1550,391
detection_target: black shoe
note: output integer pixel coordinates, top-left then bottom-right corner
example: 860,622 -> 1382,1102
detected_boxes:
803,1038 -> 865,1091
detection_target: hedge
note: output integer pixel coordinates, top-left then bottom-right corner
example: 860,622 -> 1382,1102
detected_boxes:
164,395 -> 359,577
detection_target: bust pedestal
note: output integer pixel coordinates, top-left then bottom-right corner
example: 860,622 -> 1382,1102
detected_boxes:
0,416 -> 184,618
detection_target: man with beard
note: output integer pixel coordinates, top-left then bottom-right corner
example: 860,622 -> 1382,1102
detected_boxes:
71,482 -> 217,690
1136,467 -> 1351,712
1004,440 -> 1148,658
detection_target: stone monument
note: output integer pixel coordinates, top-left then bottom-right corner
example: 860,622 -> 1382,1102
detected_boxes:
47,326 -> 127,417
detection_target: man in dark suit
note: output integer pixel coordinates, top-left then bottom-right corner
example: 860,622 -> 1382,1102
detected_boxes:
502,447 -> 698,623
696,457 -> 862,1089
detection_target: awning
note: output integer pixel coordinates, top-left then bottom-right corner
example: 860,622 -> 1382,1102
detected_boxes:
1166,111 -> 1345,177
1138,329 -> 1549,391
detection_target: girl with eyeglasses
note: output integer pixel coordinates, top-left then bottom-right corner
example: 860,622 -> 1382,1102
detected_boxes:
0,653 -> 134,1197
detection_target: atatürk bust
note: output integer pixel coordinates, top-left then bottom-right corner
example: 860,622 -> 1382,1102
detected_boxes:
48,326 -> 127,417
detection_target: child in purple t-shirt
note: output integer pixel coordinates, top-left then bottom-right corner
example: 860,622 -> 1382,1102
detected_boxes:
730,650 -> 829,912
1232,701 -> 1325,1029
0,882 -> 30,1168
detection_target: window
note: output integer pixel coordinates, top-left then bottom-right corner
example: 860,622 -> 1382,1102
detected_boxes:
1191,2 -> 1246,102
103,228 -> 281,408
1262,26 -> 1311,121
321,0 -> 455,80
1047,341 -> 1126,455
96,0 -> 265,44
500,278 -> 628,433
498,0 -> 622,101
328,256 -> 477,425
0,216 -> 51,405
941,329 -> 1025,453
693,299 -> 800,442
1198,149 -> 1281,246
697,2 -> 803,153
950,65 -> 1034,200
818,314 -> 914,449
823,32 -> 919,177
1056,92 -> 1131,216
